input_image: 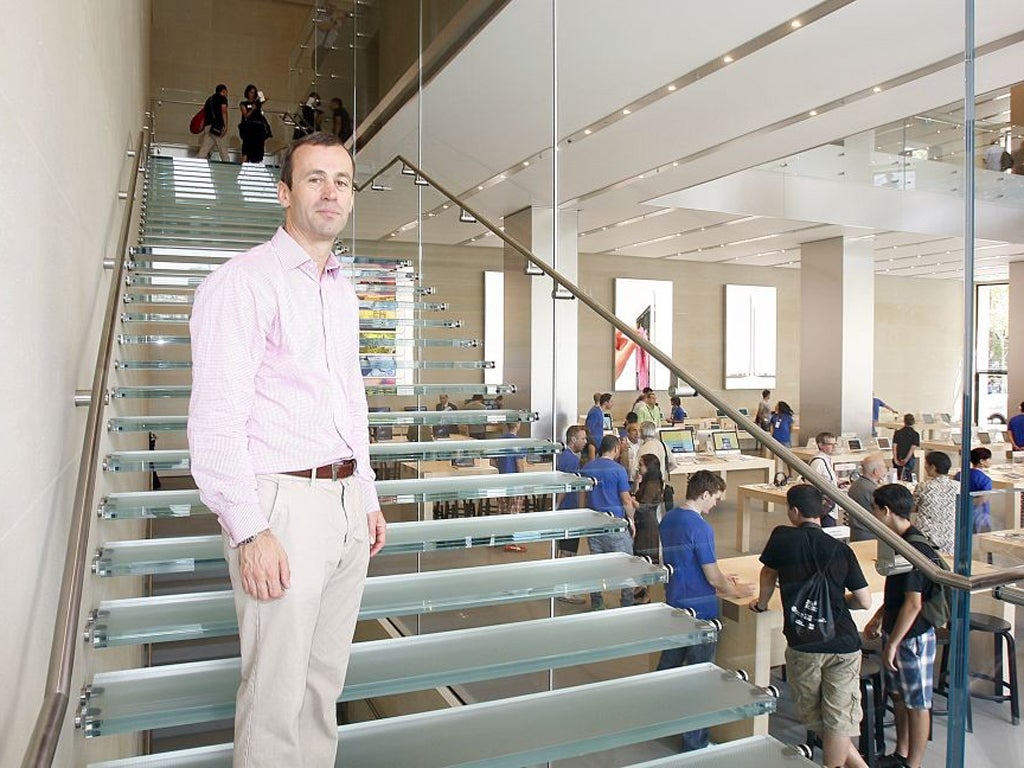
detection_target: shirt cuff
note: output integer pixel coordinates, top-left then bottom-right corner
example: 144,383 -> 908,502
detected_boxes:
220,503 -> 270,547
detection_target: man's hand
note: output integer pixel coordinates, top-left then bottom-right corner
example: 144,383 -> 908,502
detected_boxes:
368,509 -> 387,557
864,614 -> 882,640
238,530 -> 291,600
728,574 -> 756,599
882,641 -> 899,672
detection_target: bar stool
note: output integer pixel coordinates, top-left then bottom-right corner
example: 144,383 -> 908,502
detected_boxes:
967,612 -> 1020,725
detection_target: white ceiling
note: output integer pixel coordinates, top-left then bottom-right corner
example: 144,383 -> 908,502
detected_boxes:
351,0 -> 1024,280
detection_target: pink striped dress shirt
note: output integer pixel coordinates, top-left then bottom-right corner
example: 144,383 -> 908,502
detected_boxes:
188,227 -> 380,546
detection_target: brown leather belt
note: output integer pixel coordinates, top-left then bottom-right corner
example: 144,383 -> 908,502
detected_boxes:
282,459 -> 356,480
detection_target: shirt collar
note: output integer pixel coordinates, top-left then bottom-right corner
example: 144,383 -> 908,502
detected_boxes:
271,227 -> 342,276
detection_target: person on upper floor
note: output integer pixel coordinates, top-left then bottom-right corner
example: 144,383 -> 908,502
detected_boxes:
329,97 -> 353,142
770,401 -> 795,447
238,84 -> 269,164
198,83 -> 230,162
872,394 -> 898,436
892,414 -> 920,481
1008,401 -> 1024,450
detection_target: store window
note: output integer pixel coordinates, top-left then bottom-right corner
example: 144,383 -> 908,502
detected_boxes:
976,283 -> 1008,423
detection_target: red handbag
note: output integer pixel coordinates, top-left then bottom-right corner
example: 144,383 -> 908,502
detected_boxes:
189,107 -> 206,135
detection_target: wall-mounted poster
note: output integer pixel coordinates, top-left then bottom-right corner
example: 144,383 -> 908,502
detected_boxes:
724,284 -> 776,390
614,278 -> 672,391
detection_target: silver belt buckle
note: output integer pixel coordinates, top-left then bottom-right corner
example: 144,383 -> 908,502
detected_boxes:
331,462 -> 340,481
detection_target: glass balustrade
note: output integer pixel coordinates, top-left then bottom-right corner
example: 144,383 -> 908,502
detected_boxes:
79,604 -> 714,737
118,313 -> 462,329
87,553 -> 667,648
86,665 -> 775,768
122,292 -> 193,304
114,360 -> 191,371
93,510 -> 624,577
98,472 -> 591,519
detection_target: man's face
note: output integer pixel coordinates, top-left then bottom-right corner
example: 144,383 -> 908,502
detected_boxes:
602,399 -> 612,412
626,424 -> 640,443
439,395 -> 449,407
569,430 -> 587,453
705,490 -> 723,512
818,437 -> 837,454
278,144 -> 354,249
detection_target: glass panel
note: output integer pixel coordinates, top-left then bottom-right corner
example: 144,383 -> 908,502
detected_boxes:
368,409 -> 536,426
87,665 -> 775,768
114,360 -> 192,371
110,385 -> 191,399
81,604 -> 714,737
107,416 -> 188,432
117,335 -> 190,346
88,553 -> 665,648
103,450 -> 190,473
122,292 -> 193,305
94,509 -> 625,577
99,471 -> 589,519
626,735 -> 817,768
119,313 -> 461,329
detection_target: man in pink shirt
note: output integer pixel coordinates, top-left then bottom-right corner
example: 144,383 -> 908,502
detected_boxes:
188,132 -> 386,767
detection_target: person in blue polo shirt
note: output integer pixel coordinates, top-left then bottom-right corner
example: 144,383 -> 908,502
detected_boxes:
656,470 -> 754,752
1008,401 -> 1024,450
585,393 -> 613,460
492,421 -> 527,551
581,434 -> 636,610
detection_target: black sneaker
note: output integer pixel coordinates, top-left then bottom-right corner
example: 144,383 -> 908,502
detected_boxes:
879,754 -> 910,768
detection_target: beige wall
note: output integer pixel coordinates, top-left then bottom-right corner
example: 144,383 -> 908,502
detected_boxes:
0,2 -> 151,766
150,0 -> 310,149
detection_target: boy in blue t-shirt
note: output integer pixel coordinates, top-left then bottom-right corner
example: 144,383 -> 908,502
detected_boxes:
656,470 -> 754,751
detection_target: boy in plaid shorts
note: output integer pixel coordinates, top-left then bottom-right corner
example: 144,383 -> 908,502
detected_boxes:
866,484 -> 940,768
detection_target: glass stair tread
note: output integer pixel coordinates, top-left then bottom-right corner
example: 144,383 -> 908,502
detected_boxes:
132,245 -> 413,270
79,604 -> 713,737
121,294 -> 448,311
87,665 -> 775,768
114,360 -> 192,371
625,736 -> 817,768
111,355 -> 494,374
110,385 -> 191,399
93,510 -> 625,576
117,334 -> 190,346
125,274 -> 426,290
122,292 -> 194,305
102,440 -> 559,471
86,552 -> 663,647
99,472 -> 590,519
127,266 -> 417,282
108,416 -> 187,432
119,313 -> 464,330
111,383 -> 518,398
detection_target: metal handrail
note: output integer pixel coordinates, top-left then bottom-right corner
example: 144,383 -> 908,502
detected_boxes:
21,128 -> 150,768
360,154 -> 1024,593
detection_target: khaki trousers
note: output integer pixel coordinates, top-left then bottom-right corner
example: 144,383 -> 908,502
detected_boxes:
198,125 -> 230,162
225,473 -> 370,768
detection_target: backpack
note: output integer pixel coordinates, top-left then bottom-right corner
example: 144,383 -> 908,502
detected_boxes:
788,529 -> 836,645
189,106 -> 206,135
905,531 -> 951,629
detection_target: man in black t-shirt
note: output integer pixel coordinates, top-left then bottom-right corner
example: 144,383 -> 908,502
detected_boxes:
198,83 -> 230,162
892,414 -> 920,481
751,484 -> 871,768
865,484 -> 939,768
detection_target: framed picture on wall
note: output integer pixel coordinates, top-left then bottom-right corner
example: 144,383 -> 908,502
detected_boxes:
724,284 -> 777,390
614,278 -> 673,392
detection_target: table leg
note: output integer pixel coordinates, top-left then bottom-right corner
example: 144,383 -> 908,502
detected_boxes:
736,488 -> 752,553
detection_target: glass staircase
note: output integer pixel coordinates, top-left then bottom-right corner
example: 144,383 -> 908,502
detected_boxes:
68,151 -> 816,768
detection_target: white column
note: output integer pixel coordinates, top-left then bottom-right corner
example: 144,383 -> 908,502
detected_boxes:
799,236 -> 874,440
1008,262 -> 1024,407
503,207 -> 578,442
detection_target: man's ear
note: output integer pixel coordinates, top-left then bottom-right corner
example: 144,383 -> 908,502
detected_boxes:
277,180 -> 291,209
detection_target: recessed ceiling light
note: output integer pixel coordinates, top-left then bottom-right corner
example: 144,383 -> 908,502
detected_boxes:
522,161 -> 530,167
791,19 -> 802,28
667,84 -> 677,92
477,185 -> 483,190
873,86 -> 882,93
809,110 -> 818,116
723,55 -> 734,64
638,174 -> 644,179
622,108 -> 631,115
584,128 -> 592,135
672,161 -> 679,167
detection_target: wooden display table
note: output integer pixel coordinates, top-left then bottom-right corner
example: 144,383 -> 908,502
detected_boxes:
667,455 -> 774,499
734,483 -> 789,553
921,439 -> 1013,465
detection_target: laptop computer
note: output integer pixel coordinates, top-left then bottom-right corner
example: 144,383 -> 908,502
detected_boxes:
711,429 -> 742,455
876,436 -> 892,450
659,427 -> 697,460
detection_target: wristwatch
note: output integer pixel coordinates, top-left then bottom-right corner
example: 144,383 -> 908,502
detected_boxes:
238,533 -> 261,546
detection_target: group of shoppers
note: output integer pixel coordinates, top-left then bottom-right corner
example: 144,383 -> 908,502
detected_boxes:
197,83 -> 353,164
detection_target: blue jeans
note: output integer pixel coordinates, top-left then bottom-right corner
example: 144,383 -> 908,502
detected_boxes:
657,639 -> 718,750
587,529 -> 634,609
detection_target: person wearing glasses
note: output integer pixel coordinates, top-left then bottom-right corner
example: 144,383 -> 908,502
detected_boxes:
809,432 -> 839,527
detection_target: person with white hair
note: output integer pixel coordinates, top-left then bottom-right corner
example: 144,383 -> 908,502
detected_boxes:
846,453 -> 887,541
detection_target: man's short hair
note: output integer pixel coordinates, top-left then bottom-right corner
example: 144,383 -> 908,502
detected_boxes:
215,83 -> 227,94
1019,400 -> 1024,412
925,450 -> 951,475
593,392 -> 601,404
685,470 -> 726,500
903,413 -> 916,426
639,421 -> 658,440
280,132 -> 351,188
599,393 -> 612,406
566,424 -> 585,443
787,484 -> 823,518
873,483 -> 914,519
598,434 -> 620,456
625,411 -> 639,424
861,452 -> 887,476
970,446 -> 992,465
762,389 -> 770,398
815,431 -> 836,448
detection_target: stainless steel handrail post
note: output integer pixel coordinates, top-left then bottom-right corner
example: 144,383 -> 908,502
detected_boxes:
21,128 -> 149,768
360,154 -> 1024,594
